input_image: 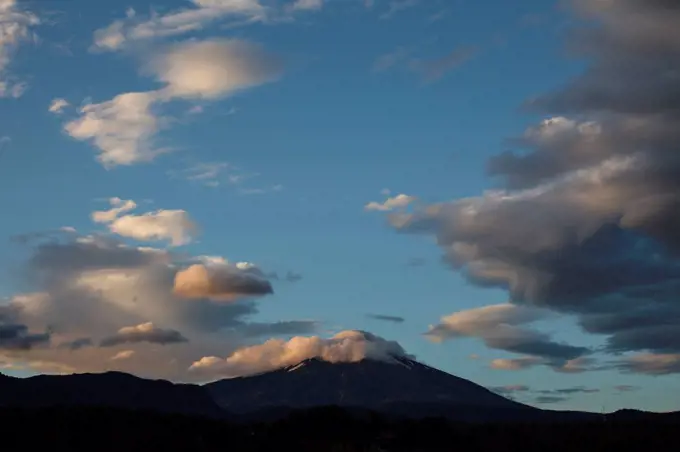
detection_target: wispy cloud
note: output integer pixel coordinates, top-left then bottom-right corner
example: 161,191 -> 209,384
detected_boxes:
409,45 -> 477,83
238,184 -> 283,196
187,105 -> 204,115
367,314 -> 405,324
428,9 -> 448,23
267,271 -> 303,283
48,98 -> 70,114
111,350 -> 135,361
364,193 -> 416,212
490,356 -> 597,374
534,395 -> 566,405
169,162 -> 232,187
379,0 -> 419,20
290,0 -> 324,12
490,384 -> 600,405
614,385 -> 639,393
168,161 -> 278,193
91,0 -> 268,52
372,46 -> 412,73
91,0 -> 331,53
0,135 -> 10,161
373,44 -> 477,82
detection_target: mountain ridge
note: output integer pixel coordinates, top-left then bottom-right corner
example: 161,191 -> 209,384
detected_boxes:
1,358 -> 678,423
0,369 -> 224,418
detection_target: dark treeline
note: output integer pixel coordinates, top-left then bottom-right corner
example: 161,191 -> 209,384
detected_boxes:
1,405 -> 677,451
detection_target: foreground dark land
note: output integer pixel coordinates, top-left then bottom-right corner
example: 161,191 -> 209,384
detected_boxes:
2,406 -> 677,451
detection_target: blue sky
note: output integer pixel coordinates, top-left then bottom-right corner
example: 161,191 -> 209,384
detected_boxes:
1,0 -> 680,413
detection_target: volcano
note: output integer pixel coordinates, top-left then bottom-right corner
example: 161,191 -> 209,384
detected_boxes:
205,355 -> 542,421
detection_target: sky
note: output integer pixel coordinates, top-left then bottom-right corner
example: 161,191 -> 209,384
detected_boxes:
1,0 -> 680,413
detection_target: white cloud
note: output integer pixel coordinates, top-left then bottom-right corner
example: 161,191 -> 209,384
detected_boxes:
91,197 -> 138,223
108,210 -> 198,246
0,0 -> 39,98
150,39 -> 283,100
48,98 -> 70,114
364,193 -> 416,212
92,0 -> 267,52
91,197 -> 197,246
189,330 -> 411,377
64,39 -> 282,167
64,92 -> 164,167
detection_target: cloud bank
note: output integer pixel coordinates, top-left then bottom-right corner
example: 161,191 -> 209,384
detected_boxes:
0,203 -> 314,381
371,0 -> 680,374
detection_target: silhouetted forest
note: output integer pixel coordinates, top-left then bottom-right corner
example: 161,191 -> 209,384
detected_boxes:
1,405 -> 677,451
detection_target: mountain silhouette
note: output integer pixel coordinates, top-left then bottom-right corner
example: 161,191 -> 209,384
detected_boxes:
1,358 -> 677,423
0,371 -> 223,418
